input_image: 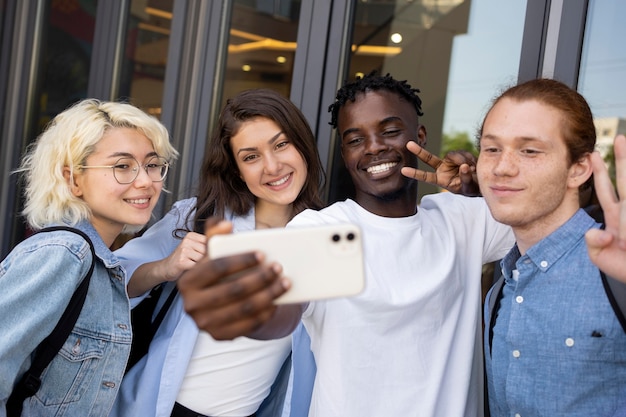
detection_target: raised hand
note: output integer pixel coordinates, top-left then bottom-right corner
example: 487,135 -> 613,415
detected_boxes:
127,228 -> 211,297
401,141 -> 480,196
160,231 -> 209,282
585,134 -> 626,281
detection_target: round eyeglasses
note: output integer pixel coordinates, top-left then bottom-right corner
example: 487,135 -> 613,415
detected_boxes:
78,156 -> 169,184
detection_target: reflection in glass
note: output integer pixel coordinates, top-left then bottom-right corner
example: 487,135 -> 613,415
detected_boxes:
338,0 -> 525,202
120,0 -> 174,118
36,0 -> 97,131
579,0 -> 626,180
444,1 -> 526,141
222,1 -> 301,104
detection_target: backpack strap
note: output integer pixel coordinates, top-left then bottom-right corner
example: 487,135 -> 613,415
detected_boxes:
7,226 -> 96,416
125,282 -> 178,373
487,272 -> 505,354
594,222 -> 626,333
601,271 -> 626,333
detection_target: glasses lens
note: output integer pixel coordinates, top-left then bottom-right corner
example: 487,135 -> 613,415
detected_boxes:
113,158 -> 140,184
145,156 -> 169,181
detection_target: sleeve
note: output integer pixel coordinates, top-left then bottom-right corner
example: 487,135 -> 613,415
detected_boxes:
284,323 -> 316,417
115,200 -> 191,284
420,193 -> 515,264
0,243 -> 88,401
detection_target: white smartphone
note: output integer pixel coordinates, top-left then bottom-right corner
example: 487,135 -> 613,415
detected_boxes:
208,223 -> 365,304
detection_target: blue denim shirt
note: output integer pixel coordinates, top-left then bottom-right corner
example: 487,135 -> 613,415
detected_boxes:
0,221 -> 131,417
484,209 -> 626,417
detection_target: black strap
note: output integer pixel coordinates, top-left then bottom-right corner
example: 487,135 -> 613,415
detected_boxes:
125,282 -> 178,373
6,226 -> 95,416
487,272 -> 505,353
151,284 -> 179,336
600,271 -> 626,333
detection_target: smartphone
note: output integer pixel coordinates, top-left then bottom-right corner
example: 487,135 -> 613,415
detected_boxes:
208,223 -> 365,304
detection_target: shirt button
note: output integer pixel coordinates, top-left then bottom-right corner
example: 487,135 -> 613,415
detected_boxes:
540,260 -> 548,268
103,381 -> 116,388
515,414 -> 521,417
565,338 -> 575,347
512,350 -> 521,358
515,295 -> 524,303
117,323 -> 128,330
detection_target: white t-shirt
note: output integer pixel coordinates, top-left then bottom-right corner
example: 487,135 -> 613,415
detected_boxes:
177,332 -> 291,415
287,194 -> 514,417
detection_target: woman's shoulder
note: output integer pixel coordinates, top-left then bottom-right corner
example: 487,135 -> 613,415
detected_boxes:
15,228 -> 93,258
1,229 -> 93,282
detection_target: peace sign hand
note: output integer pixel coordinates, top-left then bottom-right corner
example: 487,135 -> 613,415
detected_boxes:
585,134 -> 626,282
401,141 -> 481,196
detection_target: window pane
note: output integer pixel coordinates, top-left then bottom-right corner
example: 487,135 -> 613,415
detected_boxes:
578,0 -> 626,181
338,0 -> 526,200
120,0 -> 174,118
36,0 -> 97,130
221,0 -> 301,104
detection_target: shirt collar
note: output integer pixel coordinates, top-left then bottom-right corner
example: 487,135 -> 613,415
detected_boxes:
501,209 -> 598,276
46,220 -> 120,267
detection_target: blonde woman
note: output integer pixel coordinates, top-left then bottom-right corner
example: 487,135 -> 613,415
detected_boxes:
0,99 -> 177,416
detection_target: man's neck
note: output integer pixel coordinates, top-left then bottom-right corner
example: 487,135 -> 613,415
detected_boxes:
513,206 -> 580,255
355,190 -> 418,218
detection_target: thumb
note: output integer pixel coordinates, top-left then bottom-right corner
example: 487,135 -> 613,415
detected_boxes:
584,228 -> 612,258
204,217 -> 234,255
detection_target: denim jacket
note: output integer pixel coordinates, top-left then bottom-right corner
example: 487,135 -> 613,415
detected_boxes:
0,221 -> 131,417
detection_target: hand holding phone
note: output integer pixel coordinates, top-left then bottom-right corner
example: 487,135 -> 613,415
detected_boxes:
208,223 -> 365,304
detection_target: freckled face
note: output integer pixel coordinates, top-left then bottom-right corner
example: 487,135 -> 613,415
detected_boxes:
477,98 -> 583,232
230,117 -> 308,209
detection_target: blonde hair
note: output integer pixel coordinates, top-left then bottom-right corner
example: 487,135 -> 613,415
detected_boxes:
17,99 -> 178,230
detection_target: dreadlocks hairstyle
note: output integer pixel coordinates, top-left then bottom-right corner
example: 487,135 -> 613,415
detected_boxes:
328,70 -> 424,128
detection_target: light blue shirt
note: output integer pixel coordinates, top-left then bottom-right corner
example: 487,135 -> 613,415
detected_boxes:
0,220 -> 131,417
110,198 -> 307,417
282,324 -> 316,417
485,209 -> 626,416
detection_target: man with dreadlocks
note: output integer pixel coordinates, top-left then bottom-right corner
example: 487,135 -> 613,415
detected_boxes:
177,72 -> 514,417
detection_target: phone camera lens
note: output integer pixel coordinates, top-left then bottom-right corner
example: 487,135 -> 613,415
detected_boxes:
332,234 -> 341,242
346,233 -> 355,241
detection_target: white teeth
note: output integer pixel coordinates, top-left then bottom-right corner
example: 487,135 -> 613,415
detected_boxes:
127,198 -> 149,204
367,162 -> 397,174
268,175 -> 289,186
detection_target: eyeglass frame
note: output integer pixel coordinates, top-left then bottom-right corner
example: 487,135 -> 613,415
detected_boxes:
77,155 -> 170,184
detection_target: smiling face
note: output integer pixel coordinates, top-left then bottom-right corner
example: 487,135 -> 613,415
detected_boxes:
477,98 -> 592,250
338,89 -> 426,216
71,127 -> 164,245
230,117 -> 308,213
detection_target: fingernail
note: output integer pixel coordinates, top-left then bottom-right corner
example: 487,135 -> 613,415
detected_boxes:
281,277 -> 291,289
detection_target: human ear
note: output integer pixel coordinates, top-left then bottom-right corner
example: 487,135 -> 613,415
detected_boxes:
568,153 -> 593,189
416,124 -> 427,147
63,166 -> 83,197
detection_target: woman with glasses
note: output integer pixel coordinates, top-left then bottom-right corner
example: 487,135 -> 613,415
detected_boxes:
110,89 -> 325,417
0,99 -> 177,416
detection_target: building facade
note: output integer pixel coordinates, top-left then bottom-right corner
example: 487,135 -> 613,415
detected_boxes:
1,0 -> 624,256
